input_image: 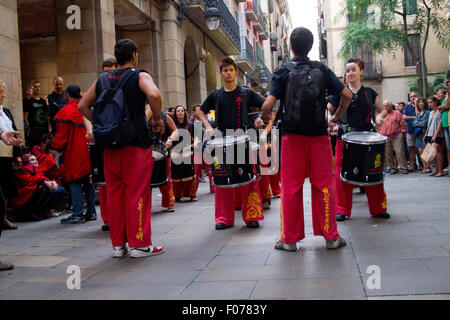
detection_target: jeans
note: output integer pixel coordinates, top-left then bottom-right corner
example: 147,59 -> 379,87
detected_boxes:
69,175 -> 96,216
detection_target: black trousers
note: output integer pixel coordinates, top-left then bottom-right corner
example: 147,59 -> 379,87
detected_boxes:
0,187 -> 5,238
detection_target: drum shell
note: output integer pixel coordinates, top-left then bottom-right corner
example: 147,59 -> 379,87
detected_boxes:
88,142 -> 105,185
151,156 -> 168,188
171,153 -> 194,182
340,139 -> 386,186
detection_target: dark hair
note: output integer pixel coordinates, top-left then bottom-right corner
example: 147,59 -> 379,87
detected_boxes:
417,97 -> 428,110
397,102 -> 406,107
347,57 -> 365,71
174,105 -> 188,125
427,96 -> 440,108
114,39 -> 138,65
220,56 -> 237,72
40,133 -> 53,144
102,58 -> 117,69
44,140 -> 55,154
168,107 -> 175,112
290,27 -> 314,56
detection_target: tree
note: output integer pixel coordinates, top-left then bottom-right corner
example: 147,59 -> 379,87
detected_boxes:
340,0 -> 450,96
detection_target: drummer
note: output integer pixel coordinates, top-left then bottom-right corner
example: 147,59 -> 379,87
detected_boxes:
196,56 -> 265,230
329,57 -> 389,221
171,105 -> 197,202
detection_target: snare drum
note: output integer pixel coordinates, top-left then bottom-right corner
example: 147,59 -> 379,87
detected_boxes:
206,135 -> 257,188
171,147 -> 194,182
87,141 -> 105,185
340,132 -> 387,186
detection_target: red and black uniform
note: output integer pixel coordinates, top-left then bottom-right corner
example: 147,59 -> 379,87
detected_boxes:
200,86 -> 265,226
270,57 -> 344,243
330,86 -> 388,217
95,67 -> 155,248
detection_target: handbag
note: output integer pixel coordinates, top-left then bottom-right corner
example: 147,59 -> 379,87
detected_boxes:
421,143 -> 437,166
413,127 -> 422,137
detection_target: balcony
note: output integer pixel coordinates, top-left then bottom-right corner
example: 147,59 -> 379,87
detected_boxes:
235,37 -> 255,73
270,32 -> 278,51
245,1 -> 258,22
258,15 -> 268,40
185,0 -> 241,55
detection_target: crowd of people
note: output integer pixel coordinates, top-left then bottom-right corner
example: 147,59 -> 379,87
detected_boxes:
1,26 -> 449,269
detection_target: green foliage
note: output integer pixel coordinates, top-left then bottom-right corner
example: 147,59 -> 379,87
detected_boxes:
446,66 -> 450,80
432,74 -> 446,92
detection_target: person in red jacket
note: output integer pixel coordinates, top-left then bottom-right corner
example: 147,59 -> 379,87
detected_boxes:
52,85 -> 96,224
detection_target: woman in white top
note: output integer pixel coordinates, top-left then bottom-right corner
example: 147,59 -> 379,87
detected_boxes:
424,96 -> 445,176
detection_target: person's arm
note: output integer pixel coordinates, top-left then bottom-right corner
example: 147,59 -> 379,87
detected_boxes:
47,116 -> 52,133
432,119 -> 442,143
196,94 -> 215,137
261,95 -> 277,125
331,87 -> 352,123
165,113 -> 179,148
51,121 -> 69,151
78,80 -> 97,123
139,72 -> 163,134
0,131 -> 22,146
83,116 -> 94,140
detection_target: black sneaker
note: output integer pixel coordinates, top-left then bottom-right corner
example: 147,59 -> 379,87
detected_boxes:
84,212 -> 97,221
101,224 -> 110,231
373,212 -> 390,219
61,214 -> 86,224
246,221 -> 260,228
215,223 -> 232,230
336,213 -> 346,221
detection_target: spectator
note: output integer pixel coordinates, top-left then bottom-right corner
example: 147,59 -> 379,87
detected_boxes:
23,80 -> 48,147
424,96 -> 445,177
378,100 -> 408,174
168,107 -> 175,119
52,85 -> 96,224
32,133 -> 53,160
403,91 -> 419,171
0,81 -> 23,230
47,77 -> 67,135
102,58 -> 117,72
396,102 -> 406,113
438,81 -> 450,173
413,98 -> 431,172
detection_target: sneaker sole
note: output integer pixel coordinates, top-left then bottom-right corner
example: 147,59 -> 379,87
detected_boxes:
130,249 -> 165,258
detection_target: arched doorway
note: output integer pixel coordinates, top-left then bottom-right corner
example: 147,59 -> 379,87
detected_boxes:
184,37 -> 201,113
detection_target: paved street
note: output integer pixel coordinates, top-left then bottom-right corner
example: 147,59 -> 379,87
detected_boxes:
0,172 -> 449,300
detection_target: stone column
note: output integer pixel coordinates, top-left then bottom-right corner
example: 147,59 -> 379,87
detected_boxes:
55,0 -> 115,92
0,0 -> 23,131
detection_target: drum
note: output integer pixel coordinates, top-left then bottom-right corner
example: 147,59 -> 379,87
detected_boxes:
150,143 -> 168,188
171,147 -> 194,182
340,132 -> 387,186
206,135 -> 257,188
88,141 -> 106,185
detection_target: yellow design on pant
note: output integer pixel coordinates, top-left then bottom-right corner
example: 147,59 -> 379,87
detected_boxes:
322,187 -> 330,233
280,193 -> 285,240
136,197 -> 144,241
245,188 -> 263,220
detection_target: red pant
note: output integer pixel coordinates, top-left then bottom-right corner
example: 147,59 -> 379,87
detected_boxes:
194,151 -> 214,193
158,158 -> 175,208
172,178 -> 197,200
104,146 -> 154,248
258,144 -> 272,203
98,185 -> 109,224
334,139 -> 387,217
215,179 -> 264,226
269,171 -> 281,196
280,134 -> 340,243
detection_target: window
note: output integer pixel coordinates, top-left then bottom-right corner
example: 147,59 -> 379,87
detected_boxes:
404,34 -> 420,67
403,0 -> 417,15
356,44 -> 375,77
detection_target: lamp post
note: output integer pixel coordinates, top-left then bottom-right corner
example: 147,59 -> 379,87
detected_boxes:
177,0 -> 222,31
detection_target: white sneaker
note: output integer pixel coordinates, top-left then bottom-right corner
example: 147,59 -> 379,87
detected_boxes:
326,237 -> 347,250
113,246 -> 128,258
130,246 -> 165,258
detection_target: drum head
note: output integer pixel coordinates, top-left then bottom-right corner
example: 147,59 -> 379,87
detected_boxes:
153,151 -> 165,160
343,132 -> 387,145
171,148 -> 192,159
207,135 -> 250,147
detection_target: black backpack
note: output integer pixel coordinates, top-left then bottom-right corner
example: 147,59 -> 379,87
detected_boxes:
93,69 -> 136,148
282,60 -> 327,135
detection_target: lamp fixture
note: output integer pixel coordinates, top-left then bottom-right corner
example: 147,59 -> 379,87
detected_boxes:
177,0 -> 222,31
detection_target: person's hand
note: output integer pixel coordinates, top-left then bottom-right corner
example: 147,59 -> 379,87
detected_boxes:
432,135 -> 437,143
254,117 -> 265,130
0,131 -> 23,146
86,128 -> 94,140
151,119 -> 164,134
259,130 -> 268,143
328,115 -> 342,126
205,125 -> 214,139
166,139 -> 172,149
438,105 -> 449,113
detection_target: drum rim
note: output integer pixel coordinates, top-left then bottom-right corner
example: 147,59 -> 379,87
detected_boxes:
207,135 -> 250,147
150,179 -> 169,188
342,131 -> 387,145
212,176 -> 257,188
339,173 -> 385,186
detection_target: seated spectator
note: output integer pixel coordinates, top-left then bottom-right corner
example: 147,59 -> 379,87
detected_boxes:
10,154 -> 62,221
424,96 -> 445,176
377,100 -> 408,174
32,133 -> 53,160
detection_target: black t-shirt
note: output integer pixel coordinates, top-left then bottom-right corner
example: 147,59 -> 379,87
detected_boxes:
270,57 -> 345,136
200,86 -> 265,133
95,67 -> 153,149
47,91 -> 67,132
330,85 -> 378,132
23,97 -> 48,130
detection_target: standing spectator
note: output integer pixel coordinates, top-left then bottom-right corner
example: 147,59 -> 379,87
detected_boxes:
23,80 -> 48,147
403,91 -> 419,171
102,58 -> 118,72
168,107 -> 175,119
378,101 -> 408,174
78,39 -> 165,258
438,81 -> 450,173
424,96 -> 445,177
0,81 -> 22,230
47,77 -> 67,135
396,101 -> 409,162
413,98 -> 431,172
52,85 -> 97,224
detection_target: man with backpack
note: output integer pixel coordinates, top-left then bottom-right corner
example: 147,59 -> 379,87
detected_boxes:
261,27 -> 352,251
78,39 -> 164,259
196,57 -> 265,230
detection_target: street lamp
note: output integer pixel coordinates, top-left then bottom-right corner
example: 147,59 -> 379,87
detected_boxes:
177,0 -> 222,31
260,76 -> 269,90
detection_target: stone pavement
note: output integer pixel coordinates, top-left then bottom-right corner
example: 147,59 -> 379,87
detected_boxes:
0,172 -> 449,300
